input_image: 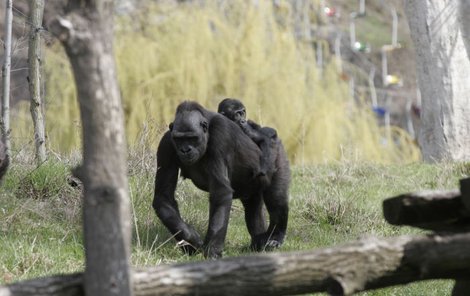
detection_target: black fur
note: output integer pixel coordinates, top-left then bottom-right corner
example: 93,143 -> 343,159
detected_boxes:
218,98 -> 278,176
153,101 -> 290,258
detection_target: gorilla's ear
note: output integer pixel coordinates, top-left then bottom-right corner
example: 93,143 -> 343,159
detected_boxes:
201,121 -> 208,133
169,122 -> 174,131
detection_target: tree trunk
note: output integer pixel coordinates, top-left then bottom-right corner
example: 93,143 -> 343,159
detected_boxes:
405,1 -> 470,162
28,0 -> 47,165
1,0 -> 12,156
48,2 -> 133,296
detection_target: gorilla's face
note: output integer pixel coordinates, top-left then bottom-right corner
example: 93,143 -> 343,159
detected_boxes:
170,110 -> 209,165
218,98 -> 247,124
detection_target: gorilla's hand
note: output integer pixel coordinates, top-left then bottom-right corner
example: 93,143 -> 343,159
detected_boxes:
178,223 -> 203,255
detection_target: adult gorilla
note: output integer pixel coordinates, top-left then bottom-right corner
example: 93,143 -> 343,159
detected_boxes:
153,101 -> 290,258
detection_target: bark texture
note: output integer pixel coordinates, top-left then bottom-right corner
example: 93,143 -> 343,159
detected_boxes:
1,0 -> 12,155
48,1 -> 133,296
383,189 -> 470,231
405,1 -> 470,161
28,0 -> 47,165
2,233 -> 470,296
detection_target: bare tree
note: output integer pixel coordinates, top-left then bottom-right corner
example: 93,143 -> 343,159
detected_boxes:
405,1 -> 470,162
1,0 -> 12,156
28,0 -> 47,165
48,1 -> 133,295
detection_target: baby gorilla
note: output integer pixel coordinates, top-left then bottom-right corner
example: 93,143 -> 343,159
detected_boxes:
218,98 -> 277,177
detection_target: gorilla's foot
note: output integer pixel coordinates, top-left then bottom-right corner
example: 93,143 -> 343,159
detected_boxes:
251,233 -> 283,252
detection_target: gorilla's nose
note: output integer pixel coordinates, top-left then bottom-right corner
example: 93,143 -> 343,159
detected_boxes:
180,147 -> 191,154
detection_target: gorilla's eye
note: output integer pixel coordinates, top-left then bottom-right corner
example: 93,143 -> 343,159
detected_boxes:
201,121 -> 208,133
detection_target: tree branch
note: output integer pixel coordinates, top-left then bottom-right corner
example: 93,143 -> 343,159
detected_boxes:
383,190 -> 470,231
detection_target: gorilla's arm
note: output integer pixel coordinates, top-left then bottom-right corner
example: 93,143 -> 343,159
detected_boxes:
242,121 -> 278,175
203,116 -> 236,258
240,120 -> 263,142
152,132 -> 203,252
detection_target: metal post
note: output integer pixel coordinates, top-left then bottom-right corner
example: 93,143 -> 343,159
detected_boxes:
391,7 -> 398,47
303,0 -> 311,40
381,47 -> 388,85
320,0 -> 325,19
334,33 -> 343,72
405,97 -> 415,139
294,0 -> 303,39
384,95 -> 391,142
349,77 -> 355,101
316,41 -> 323,73
359,0 -> 365,15
369,67 -> 378,107
349,13 -> 356,47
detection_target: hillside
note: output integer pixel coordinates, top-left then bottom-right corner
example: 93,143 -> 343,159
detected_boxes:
319,0 -> 420,136
0,0 -> 421,163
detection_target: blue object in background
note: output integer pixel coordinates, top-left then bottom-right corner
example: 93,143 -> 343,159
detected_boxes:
373,106 -> 387,117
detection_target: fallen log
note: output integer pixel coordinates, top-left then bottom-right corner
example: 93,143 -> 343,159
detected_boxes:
460,178 -> 470,211
2,233 -> 470,296
382,190 -> 470,231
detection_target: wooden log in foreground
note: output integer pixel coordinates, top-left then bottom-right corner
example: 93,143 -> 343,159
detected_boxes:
1,233 -> 470,296
383,190 -> 470,231
461,178 -> 470,211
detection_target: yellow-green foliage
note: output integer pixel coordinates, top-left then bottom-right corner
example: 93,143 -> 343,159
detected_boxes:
10,44 -> 80,153
12,0 -> 419,164
45,45 -> 81,151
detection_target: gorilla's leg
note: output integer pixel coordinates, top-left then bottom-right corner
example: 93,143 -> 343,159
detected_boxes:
263,188 -> 289,248
241,195 -> 267,242
252,169 -> 289,251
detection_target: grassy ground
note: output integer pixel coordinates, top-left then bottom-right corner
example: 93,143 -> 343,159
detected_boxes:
1,154 -> 468,294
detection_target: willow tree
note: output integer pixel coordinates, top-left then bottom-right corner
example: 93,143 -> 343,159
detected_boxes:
405,1 -> 470,162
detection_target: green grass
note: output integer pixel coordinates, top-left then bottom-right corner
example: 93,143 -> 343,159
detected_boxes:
1,156 -> 468,294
